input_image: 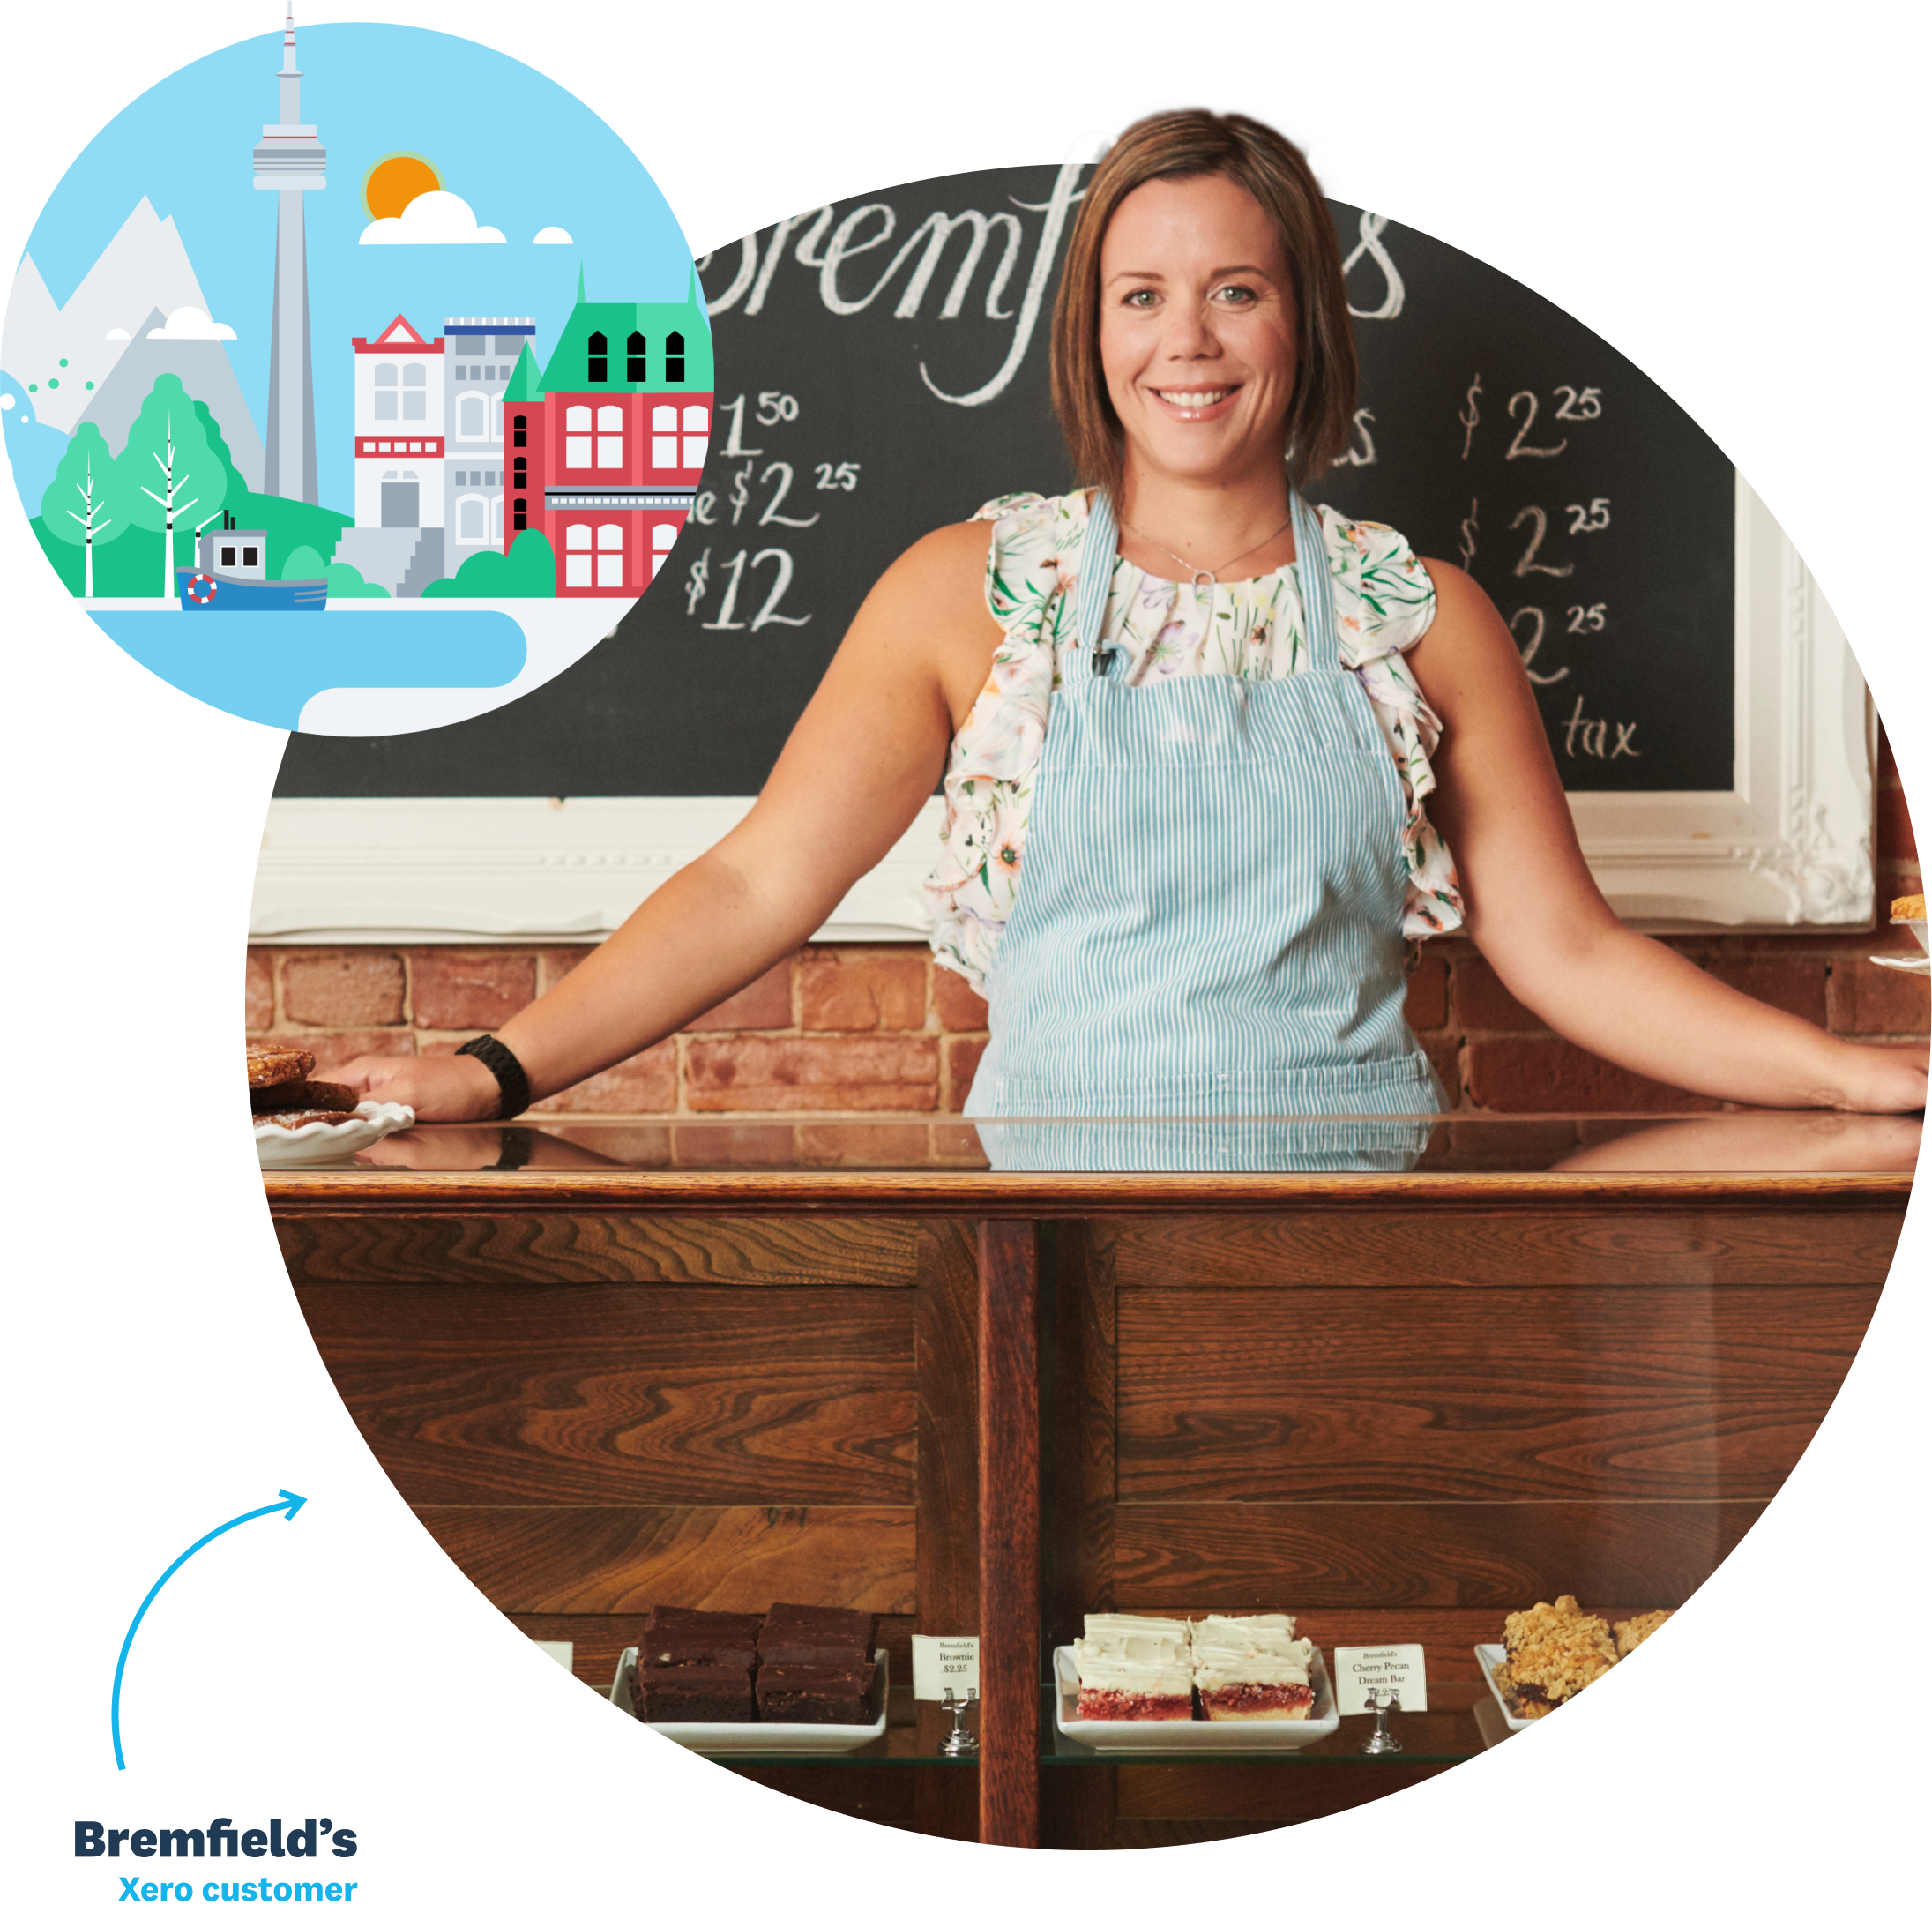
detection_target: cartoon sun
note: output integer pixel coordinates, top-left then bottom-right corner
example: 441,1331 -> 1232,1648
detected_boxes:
362,153 -> 441,222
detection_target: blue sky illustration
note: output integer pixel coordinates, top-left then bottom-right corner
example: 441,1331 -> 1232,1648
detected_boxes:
19,22 -> 694,519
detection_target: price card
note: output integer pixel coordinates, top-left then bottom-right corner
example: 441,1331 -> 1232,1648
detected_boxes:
1332,1645 -> 1428,1715
911,1635 -> 980,1702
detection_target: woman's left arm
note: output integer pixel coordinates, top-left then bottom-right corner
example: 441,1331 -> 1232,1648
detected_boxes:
1406,560 -> 1928,1113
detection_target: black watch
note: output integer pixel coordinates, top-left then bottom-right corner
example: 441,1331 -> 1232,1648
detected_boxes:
456,1034 -> 533,1120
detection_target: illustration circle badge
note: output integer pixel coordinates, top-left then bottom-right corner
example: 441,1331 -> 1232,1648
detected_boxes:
3,16 -> 712,733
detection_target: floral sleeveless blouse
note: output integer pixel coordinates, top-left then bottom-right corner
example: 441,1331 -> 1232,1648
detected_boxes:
925,489 -> 1466,993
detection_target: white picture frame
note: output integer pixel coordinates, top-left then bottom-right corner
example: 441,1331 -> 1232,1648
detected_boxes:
250,477 -> 1874,945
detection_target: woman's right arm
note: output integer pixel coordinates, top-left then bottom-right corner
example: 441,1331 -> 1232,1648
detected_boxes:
336,520 -> 1003,1119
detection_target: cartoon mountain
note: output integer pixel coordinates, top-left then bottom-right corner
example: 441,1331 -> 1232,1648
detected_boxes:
72,303 -> 266,490
1,198 -> 217,435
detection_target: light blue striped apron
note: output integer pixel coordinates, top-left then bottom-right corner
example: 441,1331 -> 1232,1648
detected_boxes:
966,489 -> 1446,1171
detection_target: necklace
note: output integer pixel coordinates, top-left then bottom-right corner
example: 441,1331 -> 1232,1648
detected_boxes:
1118,511 -> 1294,588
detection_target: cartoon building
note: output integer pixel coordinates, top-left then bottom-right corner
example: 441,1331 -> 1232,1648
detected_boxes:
503,271 -> 712,595
443,315 -> 533,568
338,314 -> 447,595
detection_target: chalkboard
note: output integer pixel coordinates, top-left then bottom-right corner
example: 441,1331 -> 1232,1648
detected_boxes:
275,164 -> 1734,800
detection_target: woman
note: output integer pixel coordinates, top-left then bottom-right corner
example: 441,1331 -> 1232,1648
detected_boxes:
341,111 -> 1928,1139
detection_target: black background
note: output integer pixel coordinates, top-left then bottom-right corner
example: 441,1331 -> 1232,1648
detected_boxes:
277,166 -> 1734,799
15,34 -> 1916,1900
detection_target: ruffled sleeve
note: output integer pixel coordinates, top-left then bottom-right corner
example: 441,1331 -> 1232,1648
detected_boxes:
923,494 -> 1076,992
1322,511 -> 1466,937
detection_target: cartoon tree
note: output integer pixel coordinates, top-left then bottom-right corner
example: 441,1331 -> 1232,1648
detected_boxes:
39,422 -> 127,599
422,528 -> 557,598
116,374 -> 228,596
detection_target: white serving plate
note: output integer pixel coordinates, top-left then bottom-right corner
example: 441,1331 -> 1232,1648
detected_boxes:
1051,1644 -> 1341,1752
608,1646 -> 890,1753
1473,1645 -> 1535,1730
1870,953 -> 1931,975
253,1101 -> 414,1164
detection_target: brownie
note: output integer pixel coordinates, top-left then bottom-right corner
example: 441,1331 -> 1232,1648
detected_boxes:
757,1603 -> 876,1668
247,1042 -> 315,1088
637,1660 -> 755,1723
252,1078 -> 359,1113
756,1660 -> 875,1725
253,1108 -> 362,1131
639,1605 -> 760,1669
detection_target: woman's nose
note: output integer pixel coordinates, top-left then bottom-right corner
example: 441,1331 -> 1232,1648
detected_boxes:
1160,299 -> 1219,358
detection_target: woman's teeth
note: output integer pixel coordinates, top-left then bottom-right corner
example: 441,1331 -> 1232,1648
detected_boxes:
1155,389 -> 1232,409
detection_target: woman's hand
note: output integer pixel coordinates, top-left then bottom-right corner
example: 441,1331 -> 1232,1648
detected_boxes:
332,1049 -> 503,1123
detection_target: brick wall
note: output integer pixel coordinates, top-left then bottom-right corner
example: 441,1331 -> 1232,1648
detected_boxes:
247,740 -> 1924,1117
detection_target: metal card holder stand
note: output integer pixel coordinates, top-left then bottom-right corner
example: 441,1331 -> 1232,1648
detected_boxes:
1361,1687 -> 1402,1755
939,1685 -> 979,1756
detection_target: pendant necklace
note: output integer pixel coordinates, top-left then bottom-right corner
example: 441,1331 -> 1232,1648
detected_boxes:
1119,512 -> 1295,589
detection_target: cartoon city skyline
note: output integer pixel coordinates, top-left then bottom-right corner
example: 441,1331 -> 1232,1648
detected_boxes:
3,14 -> 707,609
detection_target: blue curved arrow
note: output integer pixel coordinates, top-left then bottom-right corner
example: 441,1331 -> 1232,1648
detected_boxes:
110,1490 -> 306,1770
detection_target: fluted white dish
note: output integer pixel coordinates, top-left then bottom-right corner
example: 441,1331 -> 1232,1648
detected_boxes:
253,1102 -> 414,1164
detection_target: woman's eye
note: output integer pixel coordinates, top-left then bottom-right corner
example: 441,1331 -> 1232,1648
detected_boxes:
1214,283 -> 1258,305
1123,288 -> 1159,309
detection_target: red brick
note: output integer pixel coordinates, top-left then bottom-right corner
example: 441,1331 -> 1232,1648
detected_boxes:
933,1121 -> 991,1165
528,1039 -> 677,1115
412,952 -> 536,1031
797,949 -> 928,1032
1826,958 -> 1931,1037
1415,1029 -> 1462,1109
792,946 -> 927,1034
1444,1117 -> 1583,1162
944,1034 -> 989,1113
1450,958 -> 1546,1033
686,960 -> 795,1034
541,1124 -> 674,1168
534,946 -> 596,993
1403,951 -> 1449,1031
1876,782 -> 1919,869
794,1123 -> 937,1167
671,1122 -> 805,1168
298,1029 -> 415,1075
1878,723 -> 1899,786
1465,1035 -> 1719,1114
245,949 -> 274,1031
686,1034 -> 939,1112
1702,957 -> 1828,1027
933,963 -> 990,1032
281,950 -> 406,1027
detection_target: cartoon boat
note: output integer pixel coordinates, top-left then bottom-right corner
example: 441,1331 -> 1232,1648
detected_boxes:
176,513 -> 327,610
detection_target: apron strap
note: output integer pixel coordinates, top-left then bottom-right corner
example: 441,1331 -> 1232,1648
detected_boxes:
1292,492 -> 1339,672
1076,488 -> 1339,671
1074,488 -> 1118,663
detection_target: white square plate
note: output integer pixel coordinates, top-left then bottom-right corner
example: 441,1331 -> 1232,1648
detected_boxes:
1473,1645 -> 1535,1730
1051,1644 -> 1341,1752
608,1646 -> 890,1753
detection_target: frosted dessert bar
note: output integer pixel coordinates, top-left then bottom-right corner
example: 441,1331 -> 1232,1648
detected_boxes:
1074,1614 -> 1194,1720
1192,1613 -> 1317,1721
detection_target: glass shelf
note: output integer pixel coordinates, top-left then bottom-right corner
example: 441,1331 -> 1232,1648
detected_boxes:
688,1684 -> 1498,1769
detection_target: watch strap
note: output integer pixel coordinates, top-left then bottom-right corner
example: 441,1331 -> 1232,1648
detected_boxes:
455,1033 -> 533,1121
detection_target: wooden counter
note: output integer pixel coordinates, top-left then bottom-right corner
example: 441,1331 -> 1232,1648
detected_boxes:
265,1117 -> 1913,1847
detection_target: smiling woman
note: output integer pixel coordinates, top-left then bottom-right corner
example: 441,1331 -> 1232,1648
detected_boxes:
336,108 -> 1928,1144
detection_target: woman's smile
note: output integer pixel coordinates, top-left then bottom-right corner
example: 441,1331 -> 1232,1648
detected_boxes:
1099,171 -> 1300,489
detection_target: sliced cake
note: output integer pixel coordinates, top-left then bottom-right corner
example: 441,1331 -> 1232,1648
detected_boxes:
1074,1614 -> 1194,1721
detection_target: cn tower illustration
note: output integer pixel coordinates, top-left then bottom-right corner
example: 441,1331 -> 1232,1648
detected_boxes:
253,8 -> 324,503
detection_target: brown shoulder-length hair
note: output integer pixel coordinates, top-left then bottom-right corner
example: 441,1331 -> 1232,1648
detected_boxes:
1050,110 -> 1357,497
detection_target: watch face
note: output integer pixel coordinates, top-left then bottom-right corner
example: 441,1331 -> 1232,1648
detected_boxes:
4,19 -> 710,736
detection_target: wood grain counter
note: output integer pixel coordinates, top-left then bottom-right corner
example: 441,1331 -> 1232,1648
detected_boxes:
265,1117 -> 1914,1848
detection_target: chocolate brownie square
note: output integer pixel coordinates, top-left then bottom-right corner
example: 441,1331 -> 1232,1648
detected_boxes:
639,1604 -> 760,1669
757,1603 -> 876,1668
637,1661 -> 755,1723
756,1659 -> 876,1726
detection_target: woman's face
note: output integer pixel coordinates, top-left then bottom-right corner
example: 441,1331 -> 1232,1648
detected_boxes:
1097,172 -> 1301,494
